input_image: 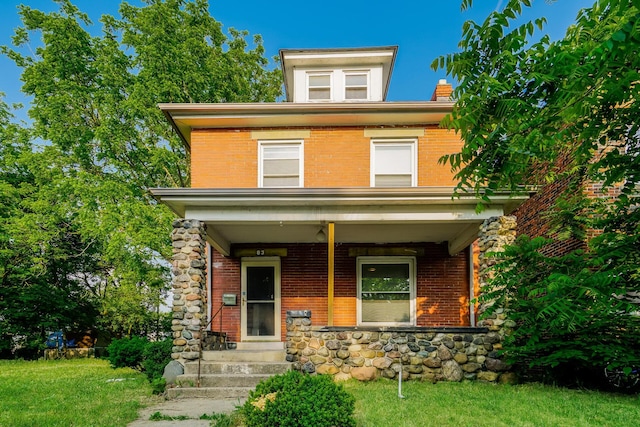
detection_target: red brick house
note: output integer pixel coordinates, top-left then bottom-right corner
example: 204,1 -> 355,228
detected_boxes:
152,47 -> 528,382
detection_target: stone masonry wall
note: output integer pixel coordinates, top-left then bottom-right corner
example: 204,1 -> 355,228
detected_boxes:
476,215 -> 517,319
170,219 -> 207,364
286,311 -> 515,383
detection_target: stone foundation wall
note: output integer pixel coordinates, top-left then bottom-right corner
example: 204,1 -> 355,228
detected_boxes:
170,219 -> 207,363
285,311 -> 515,383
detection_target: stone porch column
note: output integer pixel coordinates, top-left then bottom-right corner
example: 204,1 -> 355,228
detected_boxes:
477,216 -> 517,323
170,219 -> 207,364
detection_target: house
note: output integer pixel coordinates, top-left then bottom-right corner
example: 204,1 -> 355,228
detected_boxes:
152,47 -> 528,382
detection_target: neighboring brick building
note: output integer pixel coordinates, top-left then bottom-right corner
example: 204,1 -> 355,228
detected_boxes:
152,47 -> 529,361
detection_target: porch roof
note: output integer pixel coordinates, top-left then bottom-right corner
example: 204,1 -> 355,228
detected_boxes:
151,187 -> 529,257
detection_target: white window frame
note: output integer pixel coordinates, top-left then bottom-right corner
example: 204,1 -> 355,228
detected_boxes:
370,138 -> 418,187
344,70 -> 370,101
258,140 -> 304,188
306,72 -> 333,102
356,256 -> 416,327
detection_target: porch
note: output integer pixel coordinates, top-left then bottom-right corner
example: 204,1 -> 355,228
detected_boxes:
153,187 -> 524,372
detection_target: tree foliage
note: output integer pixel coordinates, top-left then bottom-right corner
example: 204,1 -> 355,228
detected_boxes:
0,0 -> 282,355
434,0 -> 640,381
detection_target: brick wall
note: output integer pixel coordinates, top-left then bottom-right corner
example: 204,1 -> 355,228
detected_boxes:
210,250 -> 241,341
190,126 -> 462,188
208,242 -> 471,343
511,153 -> 586,257
191,129 -> 257,188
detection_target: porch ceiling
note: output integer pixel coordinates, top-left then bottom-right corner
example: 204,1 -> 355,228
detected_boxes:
151,187 -> 529,256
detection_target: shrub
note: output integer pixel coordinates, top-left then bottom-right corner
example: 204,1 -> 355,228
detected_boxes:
479,235 -> 640,389
106,336 -> 148,370
240,370 -> 355,427
142,338 -> 172,382
150,377 -> 167,395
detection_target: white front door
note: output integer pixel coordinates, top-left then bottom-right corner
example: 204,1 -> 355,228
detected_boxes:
241,258 -> 281,341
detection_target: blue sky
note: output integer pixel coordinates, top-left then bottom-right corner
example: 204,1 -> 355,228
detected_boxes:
1,0 -> 593,120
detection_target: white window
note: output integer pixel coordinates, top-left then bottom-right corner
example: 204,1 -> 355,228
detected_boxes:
307,73 -> 331,101
357,257 -> 416,326
259,141 -> 304,187
344,72 -> 368,100
371,139 -> 417,187
304,70 -> 371,102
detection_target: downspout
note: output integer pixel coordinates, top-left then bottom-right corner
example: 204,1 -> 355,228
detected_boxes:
328,222 -> 335,326
469,244 -> 476,327
207,242 -> 213,332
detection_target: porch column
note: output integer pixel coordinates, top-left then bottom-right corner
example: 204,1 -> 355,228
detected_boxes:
327,222 -> 335,326
170,219 -> 208,364
476,215 -> 517,321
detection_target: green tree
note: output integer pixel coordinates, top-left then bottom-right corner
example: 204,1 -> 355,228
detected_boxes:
0,98 -> 100,357
1,0 -> 282,353
433,0 -> 640,383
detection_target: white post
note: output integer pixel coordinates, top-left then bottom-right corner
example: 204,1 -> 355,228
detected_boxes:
398,364 -> 405,399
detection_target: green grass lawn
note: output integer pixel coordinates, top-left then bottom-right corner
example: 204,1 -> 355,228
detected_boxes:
1,359 -> 638,427
344,380 -> 640,427
0,358 -> 158,427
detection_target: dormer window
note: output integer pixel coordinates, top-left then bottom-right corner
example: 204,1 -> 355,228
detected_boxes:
281,47 -> 396,103
307,73 -> 331,100
345,72 -> 368,100
304,69 -> 370,102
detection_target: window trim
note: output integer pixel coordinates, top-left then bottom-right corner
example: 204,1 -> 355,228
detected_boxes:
258,140 -> 304,188
356,256 -> 416,327
370,138 -> 418,187
344,70 -> 370,101
306,72 -> 333,102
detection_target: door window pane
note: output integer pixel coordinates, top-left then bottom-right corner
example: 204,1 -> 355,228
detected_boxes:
246,266 -> 274,301
247,303 -> 275,336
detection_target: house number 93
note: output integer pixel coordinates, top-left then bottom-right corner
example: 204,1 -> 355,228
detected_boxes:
256,249 -> 265,256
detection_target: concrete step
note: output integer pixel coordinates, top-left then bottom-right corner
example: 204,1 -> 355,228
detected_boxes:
168,351 -> 291,402
166,386 -> 253,400
234,341 -> 284,351
184,361 -> 291,375
177,373 -> 273,388
201,349 -> 285,362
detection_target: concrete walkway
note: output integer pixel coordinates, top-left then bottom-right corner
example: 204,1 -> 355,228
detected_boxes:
128,397 -> 245,427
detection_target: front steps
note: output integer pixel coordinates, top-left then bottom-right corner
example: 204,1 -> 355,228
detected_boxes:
166,349 -> 291,399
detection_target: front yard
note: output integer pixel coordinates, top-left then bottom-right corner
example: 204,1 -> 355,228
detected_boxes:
345,380 -> 640,427
0,358 -> 157,427
0,358 -> 638,426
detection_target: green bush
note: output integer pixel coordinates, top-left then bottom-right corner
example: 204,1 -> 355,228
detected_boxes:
479,235 -> 640,388
106,336 -> 148,370
142,338 -> 172,382
150,377 -> 167,395
240,370 -> 355,427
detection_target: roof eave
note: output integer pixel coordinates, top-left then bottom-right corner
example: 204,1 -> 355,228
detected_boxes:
158,101 -> 454,149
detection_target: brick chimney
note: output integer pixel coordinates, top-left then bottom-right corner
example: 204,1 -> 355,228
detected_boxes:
430,79 -> 453,101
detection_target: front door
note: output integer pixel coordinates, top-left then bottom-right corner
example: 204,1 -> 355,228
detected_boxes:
241,258 -> 281,341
